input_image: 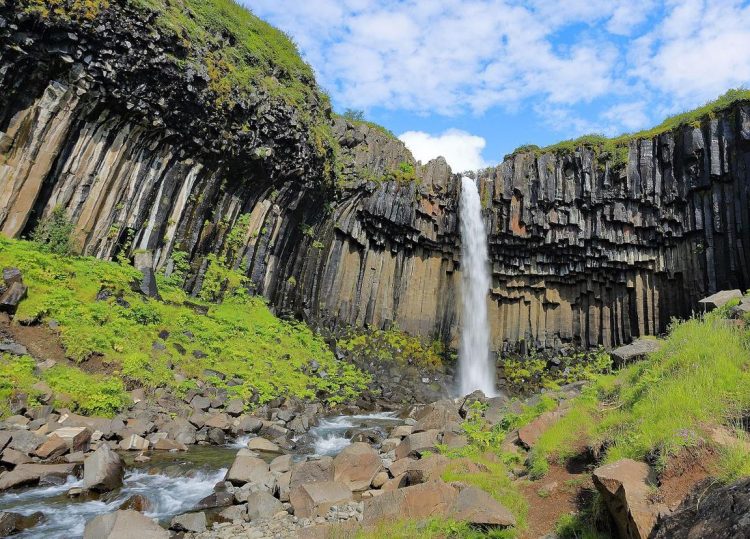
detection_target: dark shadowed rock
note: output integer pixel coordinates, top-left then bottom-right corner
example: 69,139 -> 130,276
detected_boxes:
611,339 -> 663,366
698,289 -> 743,311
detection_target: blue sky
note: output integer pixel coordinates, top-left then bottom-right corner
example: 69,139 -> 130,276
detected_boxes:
248,0 -> 750,172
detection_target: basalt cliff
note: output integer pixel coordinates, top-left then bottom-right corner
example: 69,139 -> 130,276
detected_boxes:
1,0 -> 749,354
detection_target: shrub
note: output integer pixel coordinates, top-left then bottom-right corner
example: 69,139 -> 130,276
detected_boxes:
31,206 -> 75,255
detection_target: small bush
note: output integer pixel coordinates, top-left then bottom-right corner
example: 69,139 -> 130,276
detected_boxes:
31,206 -> 75,255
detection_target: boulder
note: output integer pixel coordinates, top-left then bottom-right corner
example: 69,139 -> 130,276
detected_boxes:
169,511 -> 207,533
119,434 -> 149,451
0,463 -> 78,490
390,425 -> 414,438
371,471 -> 389,489
83,444 -> 124,492
0,282 -> 27,314
237,416 -> 263,434
0,511 -> 44,536
412,400 -> 461,433
333,442 -> 383,492
162,418 -> 197,445
450,485 -> 516,527
1,448 -> 31,466
270,454 -> 293,474
194,491 -> 234,510
190,395 -> 211,411
698,289 -> 743,311
611,339 -> 663,366
0,432 -> 10,452
518,410 -> 564,449
652,477 -> 750,539
363,480 -> 457,524
119,494 -> 152,513
204,413 -> 231,430
152,438 -> 188,451
34,434 -> 69,459
83,510 -> 168,539
53,426 -> 92,452
8,431 -> 45,454
394,429 -> 440,459
290,480 -> 352,518
225,449 -> 275,490
593,459 -> 666,539
225,399 -> 245,416
290,457 -> 335,491
218,504 -> 248,523
245,491 -> 284,521
247,437 -> 282,453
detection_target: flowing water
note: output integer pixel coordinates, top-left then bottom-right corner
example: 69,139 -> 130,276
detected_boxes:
457,176 -> 496,397
0,412 -> 403,538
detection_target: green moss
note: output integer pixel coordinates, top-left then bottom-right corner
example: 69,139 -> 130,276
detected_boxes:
508,88 -> 750,168
338,327 -> 444,370
502,348 -> 612,394
0,237 -> 369,413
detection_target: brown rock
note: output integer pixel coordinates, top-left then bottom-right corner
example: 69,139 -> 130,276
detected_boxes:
225,450 -> 274,490
290,480 -> 352,518
83,444 -> 124,492
593,459 -> 667,539
0,463 -> 78,490
518,409 -> 563,449
412,400 -> 461,433
119,494 -> 152,513
333,442 -> 383,492
363,480 -> 457,524
290,457 -> 334,491
83,509 -> 168,538
450,485 -> 516,527
395,429 -> 440,459
152,438 -> 188,451
34,434 -> 68,459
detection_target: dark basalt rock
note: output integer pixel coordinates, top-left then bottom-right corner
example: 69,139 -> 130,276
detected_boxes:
652,478 -> 750,539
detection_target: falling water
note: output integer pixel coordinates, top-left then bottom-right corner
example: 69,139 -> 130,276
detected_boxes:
457,176 -> 496,397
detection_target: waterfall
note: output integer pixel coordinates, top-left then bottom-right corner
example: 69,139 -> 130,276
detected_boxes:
457,176 -> 496,397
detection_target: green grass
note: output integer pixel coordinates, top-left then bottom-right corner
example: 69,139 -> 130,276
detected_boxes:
527,315 -> 750,480
0,237 -> 369,414
0,354 -> 128,417
506,88 -> 750,168
351,518 -> 516,539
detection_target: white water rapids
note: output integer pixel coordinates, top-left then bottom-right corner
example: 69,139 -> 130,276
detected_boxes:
457,176 -> 496,397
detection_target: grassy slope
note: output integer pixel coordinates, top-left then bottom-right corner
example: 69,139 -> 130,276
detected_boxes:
507,88 -> 750,163
0,237 -> 369,416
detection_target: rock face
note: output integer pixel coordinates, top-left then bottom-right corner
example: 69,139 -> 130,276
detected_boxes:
652,478 -> 750,539
2,0 -> 750,355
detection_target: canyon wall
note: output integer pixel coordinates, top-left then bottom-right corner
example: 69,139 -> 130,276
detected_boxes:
1,0 -> 749,353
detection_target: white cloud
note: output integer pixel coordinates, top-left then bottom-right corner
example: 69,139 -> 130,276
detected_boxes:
399,129 -> 487,173
602,102 -> 651,132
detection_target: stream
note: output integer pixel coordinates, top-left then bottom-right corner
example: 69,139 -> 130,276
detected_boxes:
0,412 -> 403,538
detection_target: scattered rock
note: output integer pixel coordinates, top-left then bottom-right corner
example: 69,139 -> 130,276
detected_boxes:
83,510 -> 168,539
518,409 -> 564,449
170,511 -> 207,533
333,442 -> 383,492
119,494 -> 152,513
83,444 -> 124,492
394,429 -> 440,459
593,459 -> 666,539
225,449 -> 275,491
245,491 -> 284,521
34,434 -> 68,459
698,289 -> 743,311
363,480 -> 457,524
611,339 -> 663,366
247,437 -> 282,453
0,463 -> 78,491
450,485 -> 516,527
290,481 -> 352,518
0,510 -> 44,537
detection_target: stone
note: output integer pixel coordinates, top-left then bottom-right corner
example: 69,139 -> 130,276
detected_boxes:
442,431 -> 468,449
593,459 -> 666,539
119,434 -> 149,451
0,342 -> 27,356
8,431 -> 45,454
394,429 -> 440,460
371,471 -> 389,489
270,454 -> 293,473
218,504 -> 247,523
119,494 -> 152,513
34,434 -> 68,459
225,450 -> 275,491
53,426 -> 91,452
169,511 -> 207,532
0,432 -> 10,452
247,436 -> 282,453
450,485 -> 516,527
194,491 -> 234,510
153,438 -> 188,451
0,511 -> 44,537
1,448 -> 31,466
204,413 -> 231,430
83,443 -> 124,492
138,267 -> 159,298
380,438 -> 400,452
2,268 -> 22,286
698,289 -> 743,311
518,409 -> 564,449
290,481 -> 352,518
0,282 -> 27,314
412,400 -> 461,433
389,425 -> 413,438
225,398 -> 245,416
290,457 -> 335,491
190,395 -> 211,411
245,491 -> 284,521
83,510 -> 168,538
3,415 -> 29,429
162,418 -> 197,445
333,442 -> 383,492
611,339 -> 663,366
363,480 -> 457,524
237,416 -> 263,434
0,463 -> 78,490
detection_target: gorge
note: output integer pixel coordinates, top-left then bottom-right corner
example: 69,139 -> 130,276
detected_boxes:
1,0 -> 749,358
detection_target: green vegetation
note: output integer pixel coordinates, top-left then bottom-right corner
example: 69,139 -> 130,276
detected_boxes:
0,237 -> 369,413
527,314 -> 750,480
337,110 -> 397,140
0,354 -> 128,417
351,518 -> 516,539
30,206 -> 76,256
502,347 -> 612,394
338,327 -> 445,370
507,88 -> 750,168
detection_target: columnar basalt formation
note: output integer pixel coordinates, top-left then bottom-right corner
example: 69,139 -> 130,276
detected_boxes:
1,0 -> 749,354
